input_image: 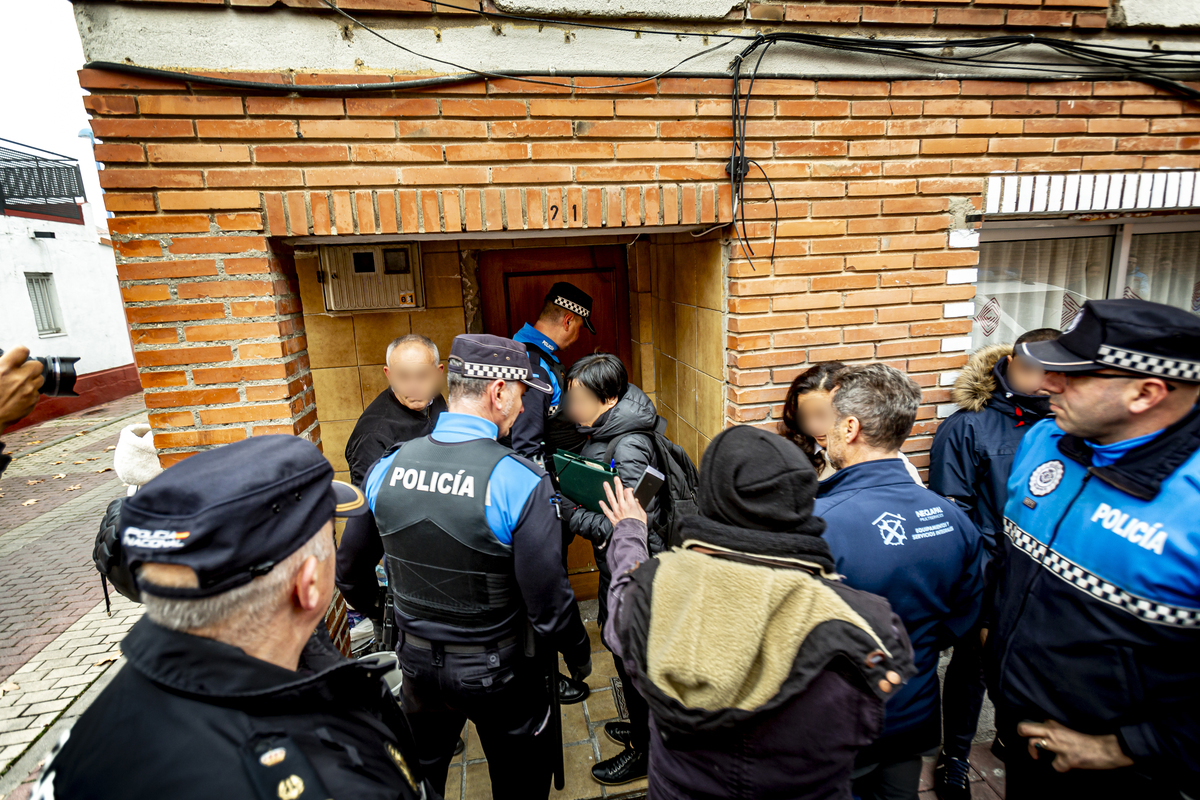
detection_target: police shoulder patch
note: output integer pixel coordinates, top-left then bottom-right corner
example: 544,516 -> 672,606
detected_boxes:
1028,459 -> 1065,497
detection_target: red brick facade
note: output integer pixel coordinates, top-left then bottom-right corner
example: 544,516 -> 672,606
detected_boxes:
79,1 -> 1200,469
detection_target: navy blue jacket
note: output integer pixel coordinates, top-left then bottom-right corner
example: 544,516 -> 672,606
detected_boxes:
816,458 -> 985,749
929,346 -> 1052,548
986,409 -> 1200,795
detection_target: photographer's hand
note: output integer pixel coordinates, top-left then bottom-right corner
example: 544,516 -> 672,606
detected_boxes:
0,347 -> 44,432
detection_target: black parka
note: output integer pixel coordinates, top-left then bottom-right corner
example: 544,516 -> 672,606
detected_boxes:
36,618 -> 437,800
569,384 -> 666,553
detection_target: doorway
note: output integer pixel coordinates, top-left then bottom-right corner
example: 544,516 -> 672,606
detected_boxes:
479,244 -> 632,600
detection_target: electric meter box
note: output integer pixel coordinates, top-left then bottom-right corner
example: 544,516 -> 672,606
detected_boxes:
318,243 -> 423,312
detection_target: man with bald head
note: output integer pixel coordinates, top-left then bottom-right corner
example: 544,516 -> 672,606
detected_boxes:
346,334 -> 448,486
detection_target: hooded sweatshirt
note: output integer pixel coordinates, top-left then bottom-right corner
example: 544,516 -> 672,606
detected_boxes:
929,345 -> 1052,546
604,426 -> 915,800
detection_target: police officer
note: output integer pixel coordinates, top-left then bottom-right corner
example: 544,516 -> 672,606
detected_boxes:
34,435 -> 436,800
984,299 -> 1200,799
336,333 -> 593,800
508,281 -> 596,463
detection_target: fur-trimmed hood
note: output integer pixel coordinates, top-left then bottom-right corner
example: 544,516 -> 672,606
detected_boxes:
951,344 -> 1011,413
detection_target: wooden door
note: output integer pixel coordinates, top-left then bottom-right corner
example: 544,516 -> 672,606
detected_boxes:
479,245 -> 631,600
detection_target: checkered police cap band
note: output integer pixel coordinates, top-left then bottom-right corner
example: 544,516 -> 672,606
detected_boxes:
554,297 -> 590,318
1097,344 -> 1200,383
449,356 -> 530,382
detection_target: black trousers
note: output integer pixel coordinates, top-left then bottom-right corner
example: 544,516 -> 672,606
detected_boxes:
597,556 -> 651,753
398,636 -> 554,800
851,755 -> 924,800
1001,733 -> 1182,800
941,627 -> 987,760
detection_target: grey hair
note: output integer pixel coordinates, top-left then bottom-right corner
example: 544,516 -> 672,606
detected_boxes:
446,372 -> 493,404
386,334 -> 439,364
830,364 -> 922,451
139,527 -> 332,634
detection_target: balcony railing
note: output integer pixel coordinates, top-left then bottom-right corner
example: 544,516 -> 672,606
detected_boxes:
0,138 -> 86,222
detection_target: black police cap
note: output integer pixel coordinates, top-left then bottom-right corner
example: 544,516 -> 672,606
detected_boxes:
1020,298 -> 1200,383
545,281 -> 596,334
121,435 -> 367,599
447,333 -> 552,394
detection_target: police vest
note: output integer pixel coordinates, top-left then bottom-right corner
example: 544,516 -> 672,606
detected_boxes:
521,339 -> 585,456
373,435 -> 522,631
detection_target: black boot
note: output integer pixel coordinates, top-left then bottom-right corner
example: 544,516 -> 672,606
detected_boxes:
558,673 -> 589,705
933,753 -> 972,800
591,746 -> 648,786
603,721 -> 632,748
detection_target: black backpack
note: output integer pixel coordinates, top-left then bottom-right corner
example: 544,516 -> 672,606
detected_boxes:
604,416 -> 699,548
93,496 -> 140,613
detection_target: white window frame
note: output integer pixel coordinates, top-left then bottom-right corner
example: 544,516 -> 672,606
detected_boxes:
24,272 -> 65,337
979,215 -> 1200,305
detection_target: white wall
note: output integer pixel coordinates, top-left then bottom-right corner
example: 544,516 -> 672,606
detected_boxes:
73,4 -> 1200,80
0,205 -> 133,376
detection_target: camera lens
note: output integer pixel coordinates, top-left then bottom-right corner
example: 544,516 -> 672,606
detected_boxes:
37,356 -> 80,397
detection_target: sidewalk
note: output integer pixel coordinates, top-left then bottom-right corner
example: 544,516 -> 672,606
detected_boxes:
0,395 -> 148,787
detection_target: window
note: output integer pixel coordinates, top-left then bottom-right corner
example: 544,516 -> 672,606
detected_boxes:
1125,230 -> 1200,312
351,251 -> 376,274
25,272 -> 63,336
973,219 -> 1200,349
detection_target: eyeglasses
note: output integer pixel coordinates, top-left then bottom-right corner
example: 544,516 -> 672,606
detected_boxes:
1071,371 -> 1177,391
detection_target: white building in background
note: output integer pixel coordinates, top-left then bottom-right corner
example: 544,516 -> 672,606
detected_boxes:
0,139 -> 136,425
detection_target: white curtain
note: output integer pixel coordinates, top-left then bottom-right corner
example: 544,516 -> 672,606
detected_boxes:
972,237 -> 1112,350
1126,231 -> 1200,315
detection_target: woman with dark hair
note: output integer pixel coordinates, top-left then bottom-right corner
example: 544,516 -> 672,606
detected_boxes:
779,362 -> 846,479
780,362 -> 924,484
559,352 -> 662,788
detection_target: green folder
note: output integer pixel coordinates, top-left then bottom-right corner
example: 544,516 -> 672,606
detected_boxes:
553,451 -> 618,513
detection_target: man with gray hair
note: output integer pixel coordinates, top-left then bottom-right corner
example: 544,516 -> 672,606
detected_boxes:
34,435 -> 436,800
346,333 -> 447,486
815,364 -> 985,800
336,333 -> 592,799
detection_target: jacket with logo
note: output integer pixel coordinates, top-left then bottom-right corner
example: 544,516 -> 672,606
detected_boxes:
816,459 -> 985,750
335,413 -> 590,664
986,410 -> 1200,795
928,345 -> 1052,546
34,619 -> 437,800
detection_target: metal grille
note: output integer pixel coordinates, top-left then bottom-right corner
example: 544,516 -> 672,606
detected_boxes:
985,171 -> 1200,216
25,273 -> 62,335
319,243 -> 423,312
0,140 -> 85,210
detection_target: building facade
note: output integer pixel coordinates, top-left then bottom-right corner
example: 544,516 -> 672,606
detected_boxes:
0,140 -> 138,427
68,0 -> 1200,474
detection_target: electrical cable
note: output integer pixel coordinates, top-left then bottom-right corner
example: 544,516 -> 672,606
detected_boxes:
316,0 -> 738,90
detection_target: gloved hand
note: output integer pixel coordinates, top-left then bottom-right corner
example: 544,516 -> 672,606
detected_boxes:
568,655 -> 593,683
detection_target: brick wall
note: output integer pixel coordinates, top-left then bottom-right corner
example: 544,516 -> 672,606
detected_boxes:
83,66 -> 1200,465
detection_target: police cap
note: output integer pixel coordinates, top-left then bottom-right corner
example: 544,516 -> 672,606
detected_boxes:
121,435 -> 367,599
1019,298 -> 1200,383
447,333 -> 552,394
545,281 -> 596,334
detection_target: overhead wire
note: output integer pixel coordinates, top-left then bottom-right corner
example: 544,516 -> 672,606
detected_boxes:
84,5 -> 1200,260
316,0 -> 740,89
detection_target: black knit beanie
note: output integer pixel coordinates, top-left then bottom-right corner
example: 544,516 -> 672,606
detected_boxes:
680,425 -> 830,562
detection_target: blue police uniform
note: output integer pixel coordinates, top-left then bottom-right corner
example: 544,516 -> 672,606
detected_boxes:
986,411 -> 1200,797
336,408 -> 591,799
815,458 -> 985,781
509,322 -> 575,461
